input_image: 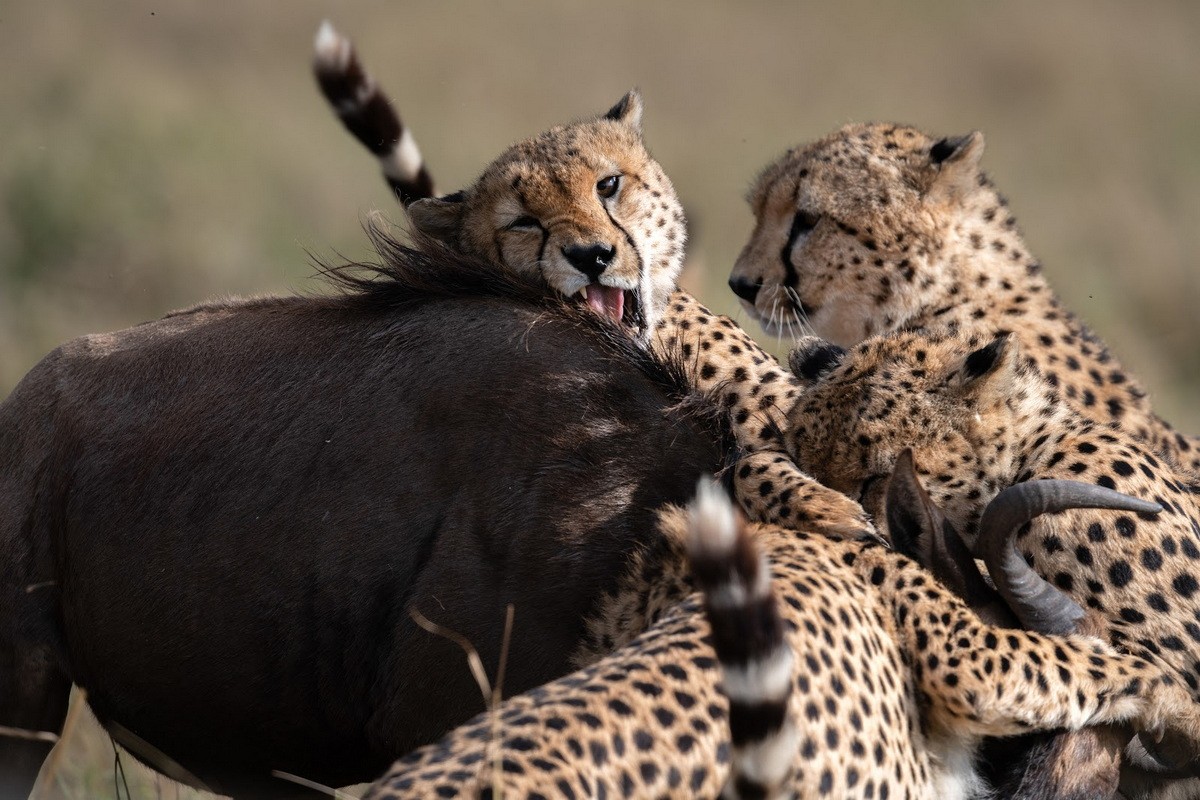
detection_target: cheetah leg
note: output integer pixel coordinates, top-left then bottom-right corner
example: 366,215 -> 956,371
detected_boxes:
650,291 -> 879,541
650,291 -> 876,543
866,550 -> 1200,747
651,291 -> 800,452
988,612 -> 1130,798
732,449 -> 877,542
934,619 -> 1193,742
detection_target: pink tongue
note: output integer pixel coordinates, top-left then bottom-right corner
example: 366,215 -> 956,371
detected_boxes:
585,284 -> 625,324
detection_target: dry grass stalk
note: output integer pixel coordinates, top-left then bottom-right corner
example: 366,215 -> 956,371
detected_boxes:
411,603 -> 515,799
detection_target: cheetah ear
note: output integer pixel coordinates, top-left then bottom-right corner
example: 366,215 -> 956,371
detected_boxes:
886,450 -> 1001,616
951,333 -> 1018,400
926,131 -> 985,202
407,192 -> 465,242
929,132 -> 984,166
604,89 -> 644,135
788,336 -> 846,383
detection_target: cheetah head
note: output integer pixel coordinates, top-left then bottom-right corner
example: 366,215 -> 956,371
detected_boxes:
729,123 -> 986,346
784,328 -> 1041,539
406,91 -> 686,341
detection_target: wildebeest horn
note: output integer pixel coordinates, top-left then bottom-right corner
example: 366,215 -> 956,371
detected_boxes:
976,481 -> 1162,635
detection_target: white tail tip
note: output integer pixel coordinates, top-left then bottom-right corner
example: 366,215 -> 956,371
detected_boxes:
313,20 -> 350,69
689,477 -> 738,560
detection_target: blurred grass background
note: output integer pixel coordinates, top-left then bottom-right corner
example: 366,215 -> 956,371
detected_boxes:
2,2 -> 1199,427
2,1 -> 1198,796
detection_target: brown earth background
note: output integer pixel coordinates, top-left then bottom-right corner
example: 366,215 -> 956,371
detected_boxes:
2,1 -> 1198,797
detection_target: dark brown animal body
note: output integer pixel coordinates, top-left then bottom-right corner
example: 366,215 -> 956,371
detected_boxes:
0,246 -> 727,797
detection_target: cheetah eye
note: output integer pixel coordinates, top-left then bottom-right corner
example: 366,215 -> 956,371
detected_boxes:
506,215 -> 542,232
596,175 -> 621,199
790,209 -> 821,236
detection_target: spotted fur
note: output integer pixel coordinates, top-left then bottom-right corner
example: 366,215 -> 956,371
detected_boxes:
313,25 -> 684,339
311,24 -> 871,543
729,123 -> 1200,474
363,487 -> 1200,800
774,326 -> 1200,792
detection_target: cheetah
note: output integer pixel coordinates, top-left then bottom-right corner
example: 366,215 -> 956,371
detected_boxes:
728,122 -> 1200,474
773,326 -> 1200,791
315,20 -> 683,342
312,22 -> 868,538
361,463 -> 1200,800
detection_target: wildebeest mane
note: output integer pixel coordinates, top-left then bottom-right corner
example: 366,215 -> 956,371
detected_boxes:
317,220 -> 734,455
319,222 -> 566,313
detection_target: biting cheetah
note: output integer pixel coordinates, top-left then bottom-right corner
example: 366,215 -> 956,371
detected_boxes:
362,466 -> 1200,800
315,19 -> 678,341
776,326 -> 1200,793
312,21 -> 868,538
729,123 -> 1200,474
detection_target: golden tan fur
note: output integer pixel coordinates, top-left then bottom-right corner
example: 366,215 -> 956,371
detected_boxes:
778,327 -> 1200,743
407,91 -> 685,339
730,123 -> 1200,473
653,291 -> 875,541
364,499 -> 1200,800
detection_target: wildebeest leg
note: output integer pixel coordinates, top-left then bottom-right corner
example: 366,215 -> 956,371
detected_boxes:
1,351 -> 72,797
0,646 -> 70,799
0,571 -> 69,794
983,727 -> 1125,800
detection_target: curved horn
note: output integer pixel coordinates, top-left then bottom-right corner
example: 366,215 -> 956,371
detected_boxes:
1132,730 -> 1194,776
976,481 -> 1162,635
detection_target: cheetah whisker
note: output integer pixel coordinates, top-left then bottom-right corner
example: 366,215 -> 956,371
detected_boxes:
764,286 -> 786,350
783,302 -> 810,342
783,287 -> 815,339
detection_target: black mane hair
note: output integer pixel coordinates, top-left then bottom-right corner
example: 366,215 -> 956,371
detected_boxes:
317,219 -> 737,464
319,222 -> 565,314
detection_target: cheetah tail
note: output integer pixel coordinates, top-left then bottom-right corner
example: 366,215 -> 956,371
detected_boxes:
312,20 -> 435,207
687,479 -> 798,800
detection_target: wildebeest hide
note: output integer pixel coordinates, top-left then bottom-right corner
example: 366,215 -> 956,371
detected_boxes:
0,241 -> 728,796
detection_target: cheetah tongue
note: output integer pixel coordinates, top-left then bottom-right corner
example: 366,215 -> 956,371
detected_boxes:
585,284 -> 624,325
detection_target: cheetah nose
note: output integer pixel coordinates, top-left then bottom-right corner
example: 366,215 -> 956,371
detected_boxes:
728,276 -> 762,304
563,243 -> 616,282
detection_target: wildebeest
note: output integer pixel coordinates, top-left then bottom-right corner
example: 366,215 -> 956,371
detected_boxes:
0,233 -> 730,797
